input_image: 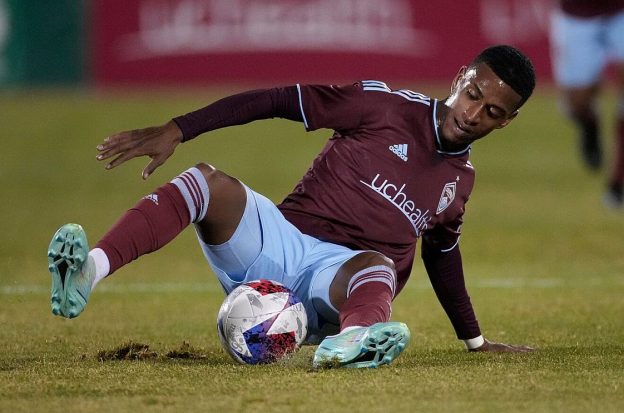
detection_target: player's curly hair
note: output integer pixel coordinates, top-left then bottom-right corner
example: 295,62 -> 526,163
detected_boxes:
472,45 -> 536,108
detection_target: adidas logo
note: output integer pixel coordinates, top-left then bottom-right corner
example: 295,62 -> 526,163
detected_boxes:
389,144 -> 408,161
143,193 -> 159,205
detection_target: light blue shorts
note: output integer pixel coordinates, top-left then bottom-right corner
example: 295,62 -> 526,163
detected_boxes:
195,185 -> 364,342
550,9 -> 624,87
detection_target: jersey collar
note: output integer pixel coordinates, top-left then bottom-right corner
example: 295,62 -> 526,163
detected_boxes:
432,99 -> 471,157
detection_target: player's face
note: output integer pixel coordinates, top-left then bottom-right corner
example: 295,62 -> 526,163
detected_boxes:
438,62 -> 523,149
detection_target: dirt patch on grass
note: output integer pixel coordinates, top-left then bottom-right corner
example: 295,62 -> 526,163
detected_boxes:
313,357 -> 343,369
97,341 -> 158,361
97,341 -> 209,361
165,341 -> 208,360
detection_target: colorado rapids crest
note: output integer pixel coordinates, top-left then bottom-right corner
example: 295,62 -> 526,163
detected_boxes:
436,182 -> 456,214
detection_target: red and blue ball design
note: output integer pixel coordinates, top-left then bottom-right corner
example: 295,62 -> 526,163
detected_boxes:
217,279 -> 308,364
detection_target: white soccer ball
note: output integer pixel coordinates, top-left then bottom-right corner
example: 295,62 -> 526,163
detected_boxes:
217,279 -> 308,364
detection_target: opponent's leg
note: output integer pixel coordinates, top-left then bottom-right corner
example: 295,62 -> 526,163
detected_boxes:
550,10 -> 604,170
563,85 -> 603,170
604,66 -> 624,208
313,252 -> 410,368
47,164 -> 245,318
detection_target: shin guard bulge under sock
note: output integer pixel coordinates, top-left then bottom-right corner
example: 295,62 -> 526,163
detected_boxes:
94,167 -> 209,276
339,265 -> 396,330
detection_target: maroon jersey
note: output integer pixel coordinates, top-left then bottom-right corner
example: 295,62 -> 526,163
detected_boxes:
277,81 -> 475,294
560,0 -> 624,17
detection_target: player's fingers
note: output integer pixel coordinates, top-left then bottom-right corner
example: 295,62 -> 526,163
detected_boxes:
99,139 -> 134,155
96,142 -> 138,160
97,133 -> 125,150
500,344 -> 533,353
98,131 -> 142,153
106,150 -> 140,170
142,157 -> 164,179
95,147 -> 119,161
97,132 -> 154,161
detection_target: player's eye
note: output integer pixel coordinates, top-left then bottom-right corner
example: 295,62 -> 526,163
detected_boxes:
487,107 -> 504,119
466,89 -> 478,100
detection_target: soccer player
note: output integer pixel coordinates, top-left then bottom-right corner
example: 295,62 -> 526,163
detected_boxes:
550,0 -> 624,207
47,45 -> 536,368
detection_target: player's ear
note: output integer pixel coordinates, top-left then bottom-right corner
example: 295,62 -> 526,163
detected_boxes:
450,66 -> 467,92
496,110 -> 519,129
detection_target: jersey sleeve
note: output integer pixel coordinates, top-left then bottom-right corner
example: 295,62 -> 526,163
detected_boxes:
420,244 -> 481,340
172,87 -> 302,142
421,204 -> 482,340
297,83 -> 364,132
422,214 -> 463,253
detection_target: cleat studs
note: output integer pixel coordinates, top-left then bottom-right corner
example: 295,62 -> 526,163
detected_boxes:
68,299 -> 76,306
55,234 -> 64,242
47,250 -> 56,258
48,264 -> 56,272
52,306 -> 61,315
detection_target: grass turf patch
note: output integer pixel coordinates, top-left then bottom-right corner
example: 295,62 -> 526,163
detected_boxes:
1,89 -> 624,412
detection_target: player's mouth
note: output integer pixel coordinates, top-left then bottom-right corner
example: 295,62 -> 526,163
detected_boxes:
453,118 -> 472,139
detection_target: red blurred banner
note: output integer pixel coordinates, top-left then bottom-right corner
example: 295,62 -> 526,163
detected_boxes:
92,0 -> 553,86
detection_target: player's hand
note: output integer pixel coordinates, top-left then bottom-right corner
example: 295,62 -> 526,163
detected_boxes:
96,120 -> 183,179
469,338 -> 534,353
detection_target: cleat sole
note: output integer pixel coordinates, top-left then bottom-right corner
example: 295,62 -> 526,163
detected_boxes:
46,224 -> 92,319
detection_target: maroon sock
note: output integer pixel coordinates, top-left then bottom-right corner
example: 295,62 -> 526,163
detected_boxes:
611,116 -> 624,186
339,266 -> 396,330
94,183 -> 191,275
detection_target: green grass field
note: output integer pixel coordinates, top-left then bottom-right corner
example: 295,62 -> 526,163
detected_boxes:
1,87 -> 623,412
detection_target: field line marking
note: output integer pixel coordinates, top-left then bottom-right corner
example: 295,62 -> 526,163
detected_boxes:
0,282 -> 224,295
2,277 -> 622,295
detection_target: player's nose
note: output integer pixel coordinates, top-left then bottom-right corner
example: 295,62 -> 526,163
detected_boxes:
463,104 -> 481,125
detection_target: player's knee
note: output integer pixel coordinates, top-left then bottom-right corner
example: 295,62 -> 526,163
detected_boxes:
346,252 -> 397,285
193,162 -> 246,206
329,251 -> 397,308
356,251 -> 396,272
195,162 -> 217,181
194,163 -> 239,192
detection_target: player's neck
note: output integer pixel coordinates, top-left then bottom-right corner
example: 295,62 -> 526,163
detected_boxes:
435,100 -> 470,153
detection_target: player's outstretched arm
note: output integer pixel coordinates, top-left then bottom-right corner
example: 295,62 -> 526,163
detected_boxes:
96,120 -> 183,179
469,338 -> 534,353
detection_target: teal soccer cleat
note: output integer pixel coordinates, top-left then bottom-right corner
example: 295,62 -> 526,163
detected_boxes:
313,321 -> 410,368
47,223 -> 94,318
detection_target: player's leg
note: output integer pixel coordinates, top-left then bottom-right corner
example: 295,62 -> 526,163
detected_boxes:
563,86 -> 602,170
550,11 -> 605,170
47,163 -> 246,318
604,64 -> 624,208
604,12 -> 624,208
312,252 -> 410,368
